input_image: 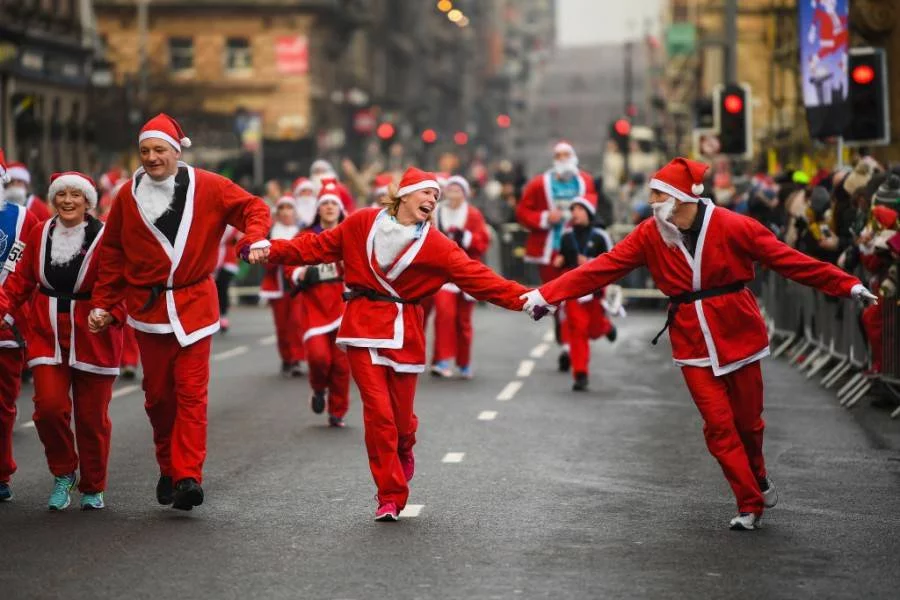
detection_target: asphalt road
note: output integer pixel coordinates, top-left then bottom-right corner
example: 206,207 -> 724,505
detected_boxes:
1,306 -> 899,600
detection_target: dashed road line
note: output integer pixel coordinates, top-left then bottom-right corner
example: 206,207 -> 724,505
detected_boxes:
442,452 -> 465,463
258,335 -> 276,346
496,381 -> 523,402
112,384 -> 140,399
542,330 -> 555,343
399,504 -> 424,518
22,420 -> 35,429
477,410 -> 498,421
213,345 -> 249,362
529,343 -> 549,358
516,359 -> 535,377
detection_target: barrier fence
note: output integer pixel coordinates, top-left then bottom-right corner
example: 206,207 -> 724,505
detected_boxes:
759,269 -> 900,419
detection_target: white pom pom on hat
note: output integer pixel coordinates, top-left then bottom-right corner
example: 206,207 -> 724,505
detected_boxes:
691,182 -> 704,195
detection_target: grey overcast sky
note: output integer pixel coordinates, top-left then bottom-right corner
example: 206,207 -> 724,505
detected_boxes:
557,0 -> 663,46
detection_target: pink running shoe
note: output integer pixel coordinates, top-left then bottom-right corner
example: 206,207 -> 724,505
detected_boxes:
219,317 -> 230,332
399,450 -> 415,482
375,502 -> 399,522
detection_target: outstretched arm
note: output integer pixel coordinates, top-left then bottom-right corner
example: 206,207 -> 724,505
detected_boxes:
444,242 -> 527,311
265,225 -> 344,267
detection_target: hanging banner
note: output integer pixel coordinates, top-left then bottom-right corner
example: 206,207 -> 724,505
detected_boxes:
276,36 -> 308,75
800,0 -> 850,138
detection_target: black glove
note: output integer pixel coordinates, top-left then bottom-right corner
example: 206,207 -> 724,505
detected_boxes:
304,265 -> 321,286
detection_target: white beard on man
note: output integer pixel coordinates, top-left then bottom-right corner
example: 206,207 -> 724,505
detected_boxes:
553,158 -> 579,179
50,221 -> 87,266
3,185 -> 27,207
135,174 -> 176,223
653,197 -> 684,248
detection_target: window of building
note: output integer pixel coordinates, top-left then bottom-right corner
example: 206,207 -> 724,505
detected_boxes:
225,38 -> 252,74
169,37 -> 194,74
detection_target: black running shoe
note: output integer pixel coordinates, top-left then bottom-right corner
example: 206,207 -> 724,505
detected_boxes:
606,325 -> 618,343
572,373 -> 589,391
156,475 -> 174,505
311,390 -> 327,415
172,478 -> 204,511
280,361 -> 292,378
558,351 -> 571,373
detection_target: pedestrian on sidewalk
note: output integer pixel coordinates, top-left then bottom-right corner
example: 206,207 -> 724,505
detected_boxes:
261,196 -> 306,377
88,114 -> 271,511
0,149 -> 39,503
431,175 -> 491,380
522,157 -> 877,531
248,167 -> 529,522
1,172 -> 124,510
287,180 -> 350,427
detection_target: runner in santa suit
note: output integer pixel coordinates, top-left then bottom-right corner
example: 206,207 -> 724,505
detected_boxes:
291,177 -> 318,228
88,113 -> 271,511
4,162 -> 52,222
260,196 -> 305,377
430,175 -> 490,379
516,141 -> 596,372
310,159 -> 356,214
213,224 -> 241,334
250,167 -> 528,521
1,172 -> 124,511
521,158 -> 878,531
286,182 -> 350,426
0,150 -> 39,503
552,196 -> 617,391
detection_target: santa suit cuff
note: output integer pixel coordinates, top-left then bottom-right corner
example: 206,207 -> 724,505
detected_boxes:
249,240 -> 272,250
461,230 -> 473,249
291,267 -> 306,285
3,314 -> 14,326
538,211 -> 550,230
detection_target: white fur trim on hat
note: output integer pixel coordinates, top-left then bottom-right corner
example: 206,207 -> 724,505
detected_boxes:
554,142 -> 575,155
570,196 -> 595,215
0,168 -> 9,185
139,130 -> 182,151
7,165 -> 30,184
397,179 -> 441,199
294,180 -> 316,195
649,178 -> 700,204
276,196 -> 296,209
316,193 -> 345,213
446,175 -> 471,198
373,185 -> 390,197
48,174 -> 98,209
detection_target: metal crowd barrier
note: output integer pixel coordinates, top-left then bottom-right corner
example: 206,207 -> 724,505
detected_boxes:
760,269 -> 900,419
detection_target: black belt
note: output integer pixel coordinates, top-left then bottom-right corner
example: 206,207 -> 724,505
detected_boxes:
139,277 -> 209,311
38,286 -> 92,301
290,278 -> 344,297
342,287 -> 419,305
651,281 -> 748,346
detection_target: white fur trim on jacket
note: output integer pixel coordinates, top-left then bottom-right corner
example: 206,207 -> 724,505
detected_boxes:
48,173 -> 98,208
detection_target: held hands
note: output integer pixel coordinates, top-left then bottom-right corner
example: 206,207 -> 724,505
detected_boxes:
552,255 -> 565,269
851,284 -> 878,307
88,308 -> 114,333
247,247 -> 270,265
519,289 -> 555,321
547,209 -> 563,225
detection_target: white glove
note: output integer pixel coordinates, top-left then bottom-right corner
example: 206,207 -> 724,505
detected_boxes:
851,284 -> 878,307
519,289 -> 555,320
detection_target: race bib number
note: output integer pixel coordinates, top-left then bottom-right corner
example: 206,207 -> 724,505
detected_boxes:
315,262 -> 339,282
2,240 -> 25,273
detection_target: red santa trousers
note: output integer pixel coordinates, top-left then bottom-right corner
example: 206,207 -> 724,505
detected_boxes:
539,264 -> 568,347
346,346 -> 418,509
681,361 -> 767,515
31,315 -> 115,493
270,296 -> 305,363
563,298 -> 612,377
121,324 -> 140,367
306,331 -> 350,419
861,303 -> 883,373
135,331 -> 211,483
0,347 -> 24,484
432,290 -> 475,367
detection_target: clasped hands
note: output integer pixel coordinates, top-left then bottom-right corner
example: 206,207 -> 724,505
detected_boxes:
88,308 -> 115,333
520,289 -> 555,321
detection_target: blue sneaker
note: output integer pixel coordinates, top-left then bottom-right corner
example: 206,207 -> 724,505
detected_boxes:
48,473 -> 77,511
431,360 -> 453,378
80,492 -> 105,511
0,481 -> 12,502
458,365 -> 473,380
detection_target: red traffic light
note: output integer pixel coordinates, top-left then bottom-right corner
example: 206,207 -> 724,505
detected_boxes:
496,114 -> 511,128
376,123 -> 395,140
613,119 -> 631,137
421,129 -> 437,144
454,131 -> 469,145
852,64 -> 875,85
723,94 -> 743,114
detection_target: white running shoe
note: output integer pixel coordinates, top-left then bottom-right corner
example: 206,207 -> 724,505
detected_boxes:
729,512 -> 761,531
760,476 -> 778,508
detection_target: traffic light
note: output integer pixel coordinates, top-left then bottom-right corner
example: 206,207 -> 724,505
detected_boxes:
421,129 -> 437,144
609,118 -> 630,152
716,83 -> 751,157
844,48 -> 889,146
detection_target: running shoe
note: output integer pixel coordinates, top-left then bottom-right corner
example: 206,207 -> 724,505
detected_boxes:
431,360 -> 453,378
759,476 -> 778,508
280,361 -> 292,378
311,390 -> 327,414
220,317 -> 230,333
172,478 -> 204,511
729,512 -> 761,531
48,473 -> 77,511
81,492 -> 105,510
558,351 -> 571,372
458,365 -> 474,380
606,325 -> 618,343
399,449 -> 415,482
572,372 -> 589,391
291,361 -> 306,378
156,475 -> 174,505
121,365 -> 137,380
328,415 -> 346,428
0,481 -> 12,502
375,502 -> 399,522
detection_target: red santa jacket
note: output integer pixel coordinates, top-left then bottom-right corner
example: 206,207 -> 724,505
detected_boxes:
268,208 -> 527,372
285,226 -> 346,342
0,202 -> 38,349
26,194 -> 52,222
434,201 -> 491,296
539,201 -> 861,376
4,216 -> 125,374
92,163 -> 271,347
516,170 -> 596,264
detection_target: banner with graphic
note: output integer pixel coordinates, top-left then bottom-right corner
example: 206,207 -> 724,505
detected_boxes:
799,0 -> 850,138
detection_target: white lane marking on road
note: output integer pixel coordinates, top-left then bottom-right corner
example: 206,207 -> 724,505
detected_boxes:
477,410 -> 498,421
258,335 -> 276,346
529,343 -> 549,358
213,345 -> 249,362
112,384 -> 140,399
399,504 -> 423,518
516,359 -> 535,377
543,330 -> 555,343
22,420 -> 35,429
442,452 -> 465,463
496,381 -> 523,401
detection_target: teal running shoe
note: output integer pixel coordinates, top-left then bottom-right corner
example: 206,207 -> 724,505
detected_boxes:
0,481 -> 12,502
48,473 -> 77,510
80,492 -> 105,511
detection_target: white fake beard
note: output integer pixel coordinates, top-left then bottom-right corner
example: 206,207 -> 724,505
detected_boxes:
374,216 -> 417,270
270,222 -> 300,240
4,186 -> 27,206
50,221 -> 87,266
652,198 -> 683,248
135,175 -> 176,223
294,196 -> 318,227
553,159 -> 579,178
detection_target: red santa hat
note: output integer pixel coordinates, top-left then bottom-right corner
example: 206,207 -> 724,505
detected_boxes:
570,194 -> 596,217
649,157 -> 709,204
446,175 -> 471,198
554,140 -> 576,156
396,167 -> 441,199
372,173 -> 393,197
99,167 -> 128,192
139,113 -> 192,151
316,178 -> 346,213
0,149 -> 9,185
275,195 -> 297,210
872,205 -> 898,230
47,171 -> 98,209
293,176 -> 316,196
6,161 -> 30,185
